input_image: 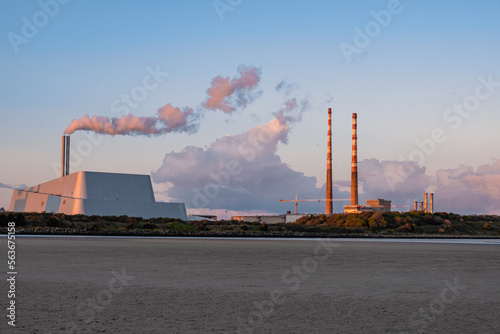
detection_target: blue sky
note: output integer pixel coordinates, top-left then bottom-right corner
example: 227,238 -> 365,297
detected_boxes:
1,0 -> 499,215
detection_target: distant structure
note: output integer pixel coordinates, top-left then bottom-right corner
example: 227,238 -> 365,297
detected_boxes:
365,199 -> 392,212
233,214 -> 306,224
344,199 -> 392,213
189,214 -> 217,220
413,192 -> 435,213
8,136 -> 187,220
325,107 -> 333,215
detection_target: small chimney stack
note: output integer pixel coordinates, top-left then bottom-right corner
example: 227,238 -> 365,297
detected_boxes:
350,113 -> 358,207
326,108 -> 333,215
65,135 -> 70,176
61,135 -> 66,177
430,193 -> 434,213
424,192 -> 428,213
413,201 -> 418,211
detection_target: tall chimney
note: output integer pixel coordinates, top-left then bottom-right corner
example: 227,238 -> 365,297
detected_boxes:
424,192 -> 428,213
61,135 -> 66,177
326,108 -> 333,215
419,201 -> 424,211
430,193 -> 434,213
350,113 -> 358,206
65,135 -> 70,176
413,201 -> 418,211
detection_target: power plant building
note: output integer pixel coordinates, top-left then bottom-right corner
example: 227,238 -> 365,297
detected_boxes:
9,171 -> 187,220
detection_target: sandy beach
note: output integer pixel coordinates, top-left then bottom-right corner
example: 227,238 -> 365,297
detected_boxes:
3,237 -> 499,333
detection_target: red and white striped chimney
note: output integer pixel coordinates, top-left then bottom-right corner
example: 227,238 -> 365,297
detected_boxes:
350,113 -> 358,207
326,108 -> 333,215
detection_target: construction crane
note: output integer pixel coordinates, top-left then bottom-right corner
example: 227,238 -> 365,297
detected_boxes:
279,194 -> 350,214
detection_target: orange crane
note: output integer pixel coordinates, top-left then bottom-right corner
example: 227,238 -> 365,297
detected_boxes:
280,194 -> 350,214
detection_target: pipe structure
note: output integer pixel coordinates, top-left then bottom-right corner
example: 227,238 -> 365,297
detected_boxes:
325,108 -> 333,215
350,113 -> 358,206
61,135 -> 66,177
430,193 -> 434,213
65,135 -> 70,176
424,192 -> 428,213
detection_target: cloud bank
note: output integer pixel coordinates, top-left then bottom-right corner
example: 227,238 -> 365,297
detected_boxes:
357,158 -> 500,214
151,98 -> 327,213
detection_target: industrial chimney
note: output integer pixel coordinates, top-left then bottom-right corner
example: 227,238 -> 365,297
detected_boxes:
65,135 -> 70,176
61,135 -> 70,177
61,135 -> 66,177
429,193 -> 434,213
325,108 -> 333,215
424,192 -> 428,213
350,113 -> 358,207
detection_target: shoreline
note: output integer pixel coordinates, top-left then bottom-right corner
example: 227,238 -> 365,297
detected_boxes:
2,227 -> 500,239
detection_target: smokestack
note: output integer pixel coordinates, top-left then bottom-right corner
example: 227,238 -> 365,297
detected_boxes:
65,136 -> 70,176
350,113 -> 358,206
424,192 -> 428,213
413,201 -> 418,211
419,201 -> 424,211
326,108 -> 333,215
430,193 -> 434,213
61,135 -> 66,177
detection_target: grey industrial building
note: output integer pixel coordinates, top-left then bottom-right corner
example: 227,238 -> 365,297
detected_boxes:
9,171 -> 187,220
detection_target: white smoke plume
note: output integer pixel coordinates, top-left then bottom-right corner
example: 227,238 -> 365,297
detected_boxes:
64,65 -> 261,135
203,65 -> 262,113
64,103 -> 196,136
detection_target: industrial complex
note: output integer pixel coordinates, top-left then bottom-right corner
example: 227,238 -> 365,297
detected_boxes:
8,136 -> 187,220
9,109 -> 434,221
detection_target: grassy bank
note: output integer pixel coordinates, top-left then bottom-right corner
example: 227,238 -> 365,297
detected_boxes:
1,211 -> 499,237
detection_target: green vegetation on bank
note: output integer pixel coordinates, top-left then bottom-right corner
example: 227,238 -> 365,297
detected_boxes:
0,211 -> 499,237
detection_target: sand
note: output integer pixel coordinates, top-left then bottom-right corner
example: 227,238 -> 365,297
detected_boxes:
3,237 -> 500,333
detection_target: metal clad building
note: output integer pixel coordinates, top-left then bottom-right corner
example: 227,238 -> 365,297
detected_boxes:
9,171 -> 187,220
